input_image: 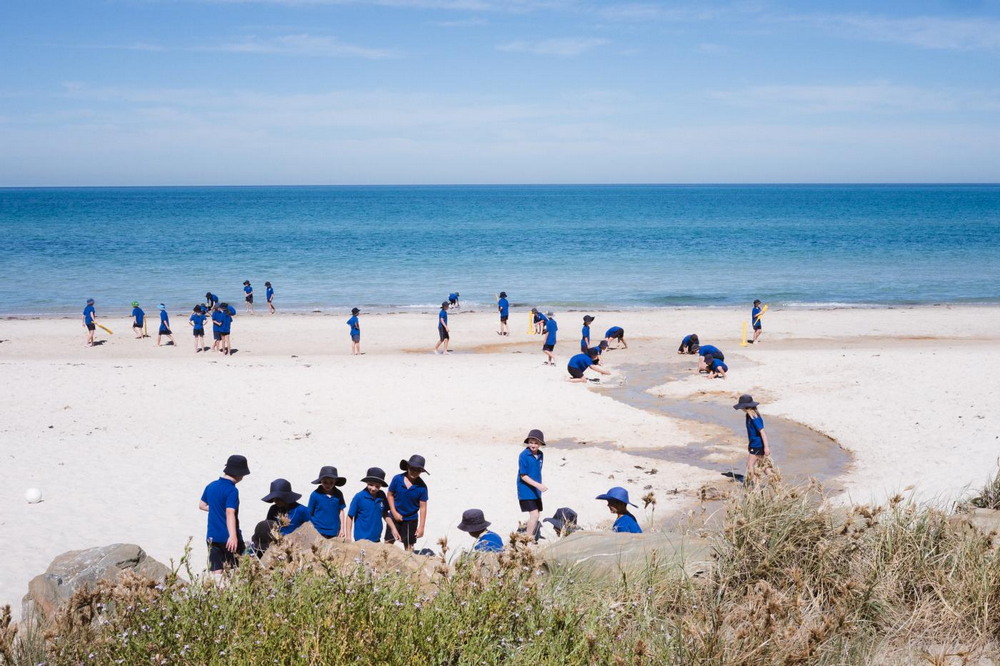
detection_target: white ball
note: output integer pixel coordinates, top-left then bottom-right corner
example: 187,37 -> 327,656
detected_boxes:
25,488 -> 43,504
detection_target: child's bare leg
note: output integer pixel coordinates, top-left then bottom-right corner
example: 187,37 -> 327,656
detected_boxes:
525,510 -> 539,542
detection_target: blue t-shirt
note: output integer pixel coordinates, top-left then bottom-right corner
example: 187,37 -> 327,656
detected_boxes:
752,306 -> 762,328
605,327 -> 622,338
308,489 -> 346,537
200,477 -> 241,543
581,325 -> 590,343
244,285 -> 252,296
498,298 -> 509,317
438,309 -> 448,329
517,447 -> 544,500
267,502 -> 311,536
613,513 -> 642,534
388,473 -> 428,522
83,305 -> 95,324
681,334 -> 696,347
159,310 -> 170,328
266,287 -> 274,302
131,307 -> 144,325
534,313 -> 547,324
347,315 -> 359,336
709,358 -> 728,373
211,310 -> 224,332
348,489 -> 390,542
544,318 -> 558,345
449,292 -> 458,301
190,313 -> 206,329
699,345 -> 722,358
568,353 -> 593,372
474,531 -> 504,553
221,310 -> 233,334
206,293 -> 218,306
745,414 -> 765,450
589,346 -> 604,357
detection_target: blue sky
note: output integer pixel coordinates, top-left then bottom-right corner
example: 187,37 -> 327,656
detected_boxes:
1,0 -> 998,185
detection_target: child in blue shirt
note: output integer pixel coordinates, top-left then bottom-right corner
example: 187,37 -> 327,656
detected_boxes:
595,487 -> 642,534
205,292 -> 219,312
532,308 -> 547,335
698,345 -> 724,372
243,280 -> 254,314
448,292 -> 460,308
434,302 -> 450,354
387,455 -> 429,551
199,454 -> 250,572
347,307 -> 361,355
82,298 -> 97,346
707,357 -> 728,379
308,466 -> 347,539
497,291 -> 509,336
751,299 -> 764,344
457,509 -> 504,553
347,467 -> 401,543
542,311 -> 557,365
131,301 -> 145,339
265,282 -> 275,314
189,305 -> 207,352
734,394 -> 771,483
252,479 -> 310,555
604,326 -> 627,349
156,304 -> 174,347
580,315 -> 594,352
220,303 -> 234,355
517,429 -> 547,542
567,349 -> 611,384
677,334 -> 700,354
211,304 -> 225,353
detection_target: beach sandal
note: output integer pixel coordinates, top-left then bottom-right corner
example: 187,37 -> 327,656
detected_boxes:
588,378 -> 600,383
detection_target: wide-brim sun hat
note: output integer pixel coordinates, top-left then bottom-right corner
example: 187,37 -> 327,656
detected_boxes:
361,467 -> 388,486
457,508 -> 491,533
86,298 -> 95,305
262,478 -> 301,504
441,301 -> 450,308
523,429 -> 546,446
158,303 -> 166,310
583,315 -> 595,323
543,507 -> 578,532
351,308 -> 360,314
596,486 -> 636,507
499,291 -> 507,298
312,466 -> 347,486
733,394 -> 759,410
400,454 -> 429,474
223,454 -> 251,477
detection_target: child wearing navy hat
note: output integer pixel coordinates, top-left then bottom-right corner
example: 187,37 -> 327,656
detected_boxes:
735,394 -> 771,482
580,315 -> 595,353
189,305 -> 207,352
596,487 -> 642,533
347,308 -> 362,355
386,455 -> 429,551
308,466 -> 347,539
266,282 -> 275,314
517,429 -> 547,542
199,454 -> 250,572
243,280 -> 254,314
347,467 -> 401,543
497,292 -> 509,336
457,509 -> 504,553
434,302 -> 451,354
252,479 -> 311,555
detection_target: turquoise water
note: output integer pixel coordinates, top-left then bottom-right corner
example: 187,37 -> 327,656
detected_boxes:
1,184 -> 998,316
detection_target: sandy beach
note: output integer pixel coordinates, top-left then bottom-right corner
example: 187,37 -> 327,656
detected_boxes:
2,305 -> 998,615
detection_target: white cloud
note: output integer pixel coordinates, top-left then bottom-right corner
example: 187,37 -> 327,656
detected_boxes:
497,37 -> 609,56
799,13 -> 1000,51
208,34 -> 398,58
710,83 -> 1000,114
432,17 -> 488,27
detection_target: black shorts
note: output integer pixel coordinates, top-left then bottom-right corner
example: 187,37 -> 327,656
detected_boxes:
609,329 -> 624,340
207,540 -> 242,571
385,519 -> 419,547
500,316 -> 508,323
213,331 -> 222,341
542,344 -> 554,352
133,323 -> 143,329
753,322 -> 762,330
246,295 -> 253,303
580,342 -> 588,352
748,446 -> 765,456
568,367 -> 585,379
351,334 -> 360,343
439,328 -> 449,341
449,299 -> 457,305
519,498 -> 543,512
86,323 -> 96,331
159,326 -> 172,335
193,328 -> 204,337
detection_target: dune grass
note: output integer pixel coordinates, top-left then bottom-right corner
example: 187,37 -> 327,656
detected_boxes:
6,476 -> 1000,665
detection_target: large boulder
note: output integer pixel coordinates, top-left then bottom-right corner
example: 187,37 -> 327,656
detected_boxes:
23,544 -> 171,619
538,530 -> 712,579
258,523 -> 447,587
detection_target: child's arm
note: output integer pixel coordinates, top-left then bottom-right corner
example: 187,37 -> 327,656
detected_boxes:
386,492 -> 403,522
198,500 -> 209,512
383,515 -> 401,542
225,508 -> 239,552
594,364 -> 611,376
338,509 -> 346,538
344,515 -> 353,542
761,428 -> 770,456
415,500 -> 427,539
519,475 -> 548,493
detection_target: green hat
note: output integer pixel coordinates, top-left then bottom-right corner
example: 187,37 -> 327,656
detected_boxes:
131,301 -> 139,307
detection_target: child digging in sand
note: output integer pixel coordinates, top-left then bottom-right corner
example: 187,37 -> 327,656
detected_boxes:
734,394 -> 771,483
567,348 -> 611,383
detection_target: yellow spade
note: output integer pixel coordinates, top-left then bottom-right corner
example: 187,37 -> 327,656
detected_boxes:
96,323 -> 113,335
754,304 -> 768,322
527,311 -> 534,335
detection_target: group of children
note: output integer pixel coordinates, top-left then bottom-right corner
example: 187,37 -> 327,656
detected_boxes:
199,428 -> 647,572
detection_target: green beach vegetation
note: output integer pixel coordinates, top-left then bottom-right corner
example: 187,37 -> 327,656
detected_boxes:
6,473 -> 1000,665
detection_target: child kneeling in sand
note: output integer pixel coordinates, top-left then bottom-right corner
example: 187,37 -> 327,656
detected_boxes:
596,487 -> 642,533
567,349 -> 611,383
457,509 -> 504,553
706,356 -> 728,379
734,394 -> 771,482
347,467 -> 401,543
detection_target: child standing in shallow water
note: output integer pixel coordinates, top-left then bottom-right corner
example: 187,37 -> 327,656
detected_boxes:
734,394 -> 771,482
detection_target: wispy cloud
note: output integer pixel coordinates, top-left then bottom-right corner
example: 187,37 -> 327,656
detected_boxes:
497,37 -> 609,56
593,3 -> 726,22
432,17 -> 488,27
200,0 -> 564,10
710,83 -> 1000,114
209,34 -> 398,58
796,13 -> 1000,51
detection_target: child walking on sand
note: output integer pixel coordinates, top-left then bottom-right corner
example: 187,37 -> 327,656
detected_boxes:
497,292 -> 509,336
266,282 -> 275,314
386,455 -> 429,551
434,302 -> 450,354
131,301 -> 145,339
595,487 -> 642,533
243,280 -> 254,314
156,304 -> 174,347
517,429 -> 547,542
347,467 -> 401,543
198,454 -> 250,573
308,466 -> 347,539
734,394 -> 771,482
82,298 -> 97,346
189,305 -> 207,352
347,307 -> 362,355
542,311 -> 557,365
751,299 -> 764,344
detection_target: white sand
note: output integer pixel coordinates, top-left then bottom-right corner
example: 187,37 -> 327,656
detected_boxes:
1,305 -> 998,615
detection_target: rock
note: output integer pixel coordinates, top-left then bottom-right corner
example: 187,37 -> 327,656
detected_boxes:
258,522 -> 447,587
23,544 -> 171,619
538,530 -> 712,579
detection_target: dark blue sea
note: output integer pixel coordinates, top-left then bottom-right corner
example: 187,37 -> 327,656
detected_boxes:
1,184 -> 998,316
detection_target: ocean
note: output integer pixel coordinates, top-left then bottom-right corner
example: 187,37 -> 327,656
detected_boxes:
1,184 -> 998,316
